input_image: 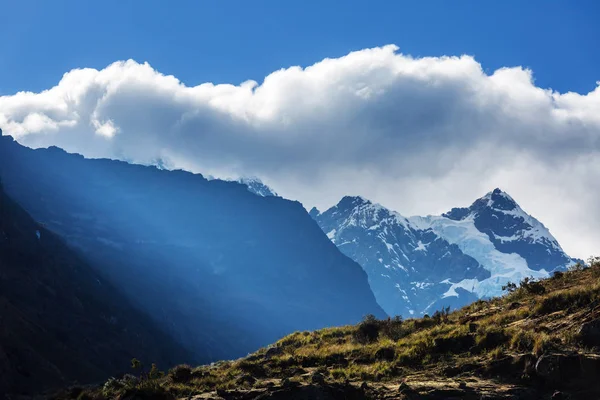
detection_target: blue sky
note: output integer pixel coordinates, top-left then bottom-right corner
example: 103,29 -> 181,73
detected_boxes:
1,0 -> 598,95
1,1 -> 600,258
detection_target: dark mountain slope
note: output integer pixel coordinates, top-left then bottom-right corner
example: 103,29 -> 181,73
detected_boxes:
0,134 -> 385,363
0,181 -> 188,396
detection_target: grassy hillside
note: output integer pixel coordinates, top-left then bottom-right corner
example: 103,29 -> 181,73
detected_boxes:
54,260 -> 600,400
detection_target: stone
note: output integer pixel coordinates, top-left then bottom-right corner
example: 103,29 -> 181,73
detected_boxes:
578,320 -> 600,347
311,372 -> 325,385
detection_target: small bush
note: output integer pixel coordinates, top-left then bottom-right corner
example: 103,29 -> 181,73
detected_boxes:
476,327 -> 510,351
519,277 -> 546,296
569,262 -> 586,272
353,314 -> 380,344
502,282 -> 517,293
552,271 -> 564,280
380,316 -> 404,341
168,364 -> 192,383
510,330 -> 535,352
432,306 -> 451,324
532,333 -> 559,356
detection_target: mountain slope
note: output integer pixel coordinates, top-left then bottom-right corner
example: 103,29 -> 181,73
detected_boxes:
0,133 -> 385,364
57,261 -> 600,400
0,181 -> 188,396
312,190 -> 579,317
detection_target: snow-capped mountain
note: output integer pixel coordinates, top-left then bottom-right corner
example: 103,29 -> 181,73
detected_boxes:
312,189 -> 580,317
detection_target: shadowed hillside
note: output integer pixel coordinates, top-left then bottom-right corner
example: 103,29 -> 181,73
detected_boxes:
56,259 -> 600,399
0,182 -> 189,396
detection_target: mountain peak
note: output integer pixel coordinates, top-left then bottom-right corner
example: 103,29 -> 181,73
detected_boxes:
480,188 -> 518,211
337,195 -> 372,208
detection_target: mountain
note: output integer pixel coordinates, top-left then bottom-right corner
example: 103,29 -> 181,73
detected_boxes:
312,190 -> 579,317
0,133 -> 385,365
0,180 -> 188,396
56,263 -> 600,400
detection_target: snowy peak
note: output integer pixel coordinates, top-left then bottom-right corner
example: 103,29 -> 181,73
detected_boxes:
443,188 -> 517,220
444,188 -> 575,270
238,177 -> 278,197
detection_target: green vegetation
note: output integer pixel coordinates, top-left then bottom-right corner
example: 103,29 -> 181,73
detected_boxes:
53,259 -> 600,399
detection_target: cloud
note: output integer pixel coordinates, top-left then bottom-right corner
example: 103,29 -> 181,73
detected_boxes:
1,44 -> 599,259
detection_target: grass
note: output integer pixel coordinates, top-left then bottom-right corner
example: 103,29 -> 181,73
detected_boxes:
53,261 -> 600,400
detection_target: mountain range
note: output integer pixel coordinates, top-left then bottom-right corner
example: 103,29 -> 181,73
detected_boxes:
311,189 -> 580,317
0,130 -> 584,396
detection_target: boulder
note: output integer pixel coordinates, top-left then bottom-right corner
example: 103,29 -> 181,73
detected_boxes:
578,320 -> 600,347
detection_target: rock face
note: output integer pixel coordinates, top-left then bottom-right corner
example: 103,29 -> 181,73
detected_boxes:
0,181 -> 188,395
312,190 -> 580,317
0,134 -> 385,364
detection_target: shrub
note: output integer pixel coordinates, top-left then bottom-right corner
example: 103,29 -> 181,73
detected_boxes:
519,277 -> 546,295
432,306 -> 451,324
380,316 -> 404,341
569,262 -> 586,272
509,330 -> 535,352
353,314 -> 380,344
552,271 -> 564,280
475,327 -> 510,351
168,364 -> 192,383
502,282 -> 517,293
532,333 -> 559,356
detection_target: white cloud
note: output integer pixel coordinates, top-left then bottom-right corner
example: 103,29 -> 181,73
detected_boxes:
1,45 -> 599,259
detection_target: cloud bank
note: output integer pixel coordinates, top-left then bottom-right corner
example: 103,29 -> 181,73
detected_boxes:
1,45 -> 599,259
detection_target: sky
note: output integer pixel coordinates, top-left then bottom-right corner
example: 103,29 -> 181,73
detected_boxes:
1,0 -> 599,259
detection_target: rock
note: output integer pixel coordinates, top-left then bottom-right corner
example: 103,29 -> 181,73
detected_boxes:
578,320 -> 600,347
508,302 -> 521,310
374,347 -> 396,361
516,353 -> 537,376
552,391 -> 569,400
281,377 -> 294,388
360,382 -> 369,391
236,374 -> 257,386
535,354 -> 561,381
535,353 -> 583,383
458,381 -> 467,389
398,382 -> 411,392
311,372 -> 325,384
325,353 -> 349,367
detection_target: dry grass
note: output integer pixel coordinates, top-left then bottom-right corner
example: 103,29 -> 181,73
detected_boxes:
54,263 -> 600,400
